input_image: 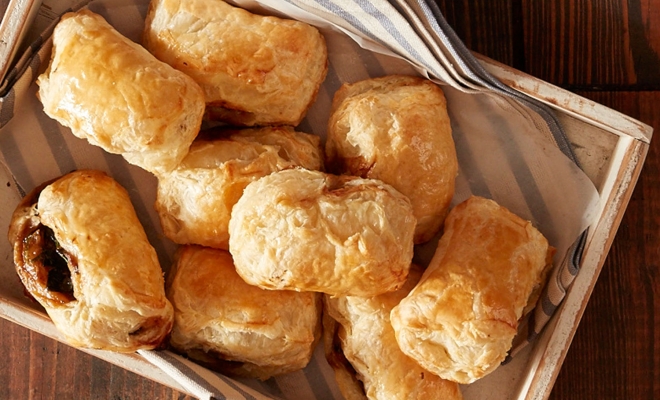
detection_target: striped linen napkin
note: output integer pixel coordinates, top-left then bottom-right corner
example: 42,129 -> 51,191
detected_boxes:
0,0 -> 599,398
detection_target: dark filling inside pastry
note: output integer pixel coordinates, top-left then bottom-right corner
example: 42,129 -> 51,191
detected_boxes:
9,179 -> 77,306
42,226 -> 74,295
22,223 -> 76,302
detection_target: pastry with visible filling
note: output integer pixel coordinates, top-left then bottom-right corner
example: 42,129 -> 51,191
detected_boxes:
143,0 -> 327,126
155,126 -> 323,250
326,75 -> 457,243
228,168 -> 416,297
37,10 -> 205,175
324,264 -> 463,400
167,245 -> 321,380
8,170 -> 173,352
390,196 -> 554,384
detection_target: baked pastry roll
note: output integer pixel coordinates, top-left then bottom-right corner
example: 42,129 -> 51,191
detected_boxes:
155,126 -> 323,249
167,245 -> 321,380
326,75 -> 458,243
228,168 -> 416,297
37,10 -> 205,175
390,196 -> 554,384
324,264 -> 463,400
143,0 -> 327,126
7,170 -> 173,352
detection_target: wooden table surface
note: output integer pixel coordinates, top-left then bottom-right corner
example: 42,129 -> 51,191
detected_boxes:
0,1 -> 658,399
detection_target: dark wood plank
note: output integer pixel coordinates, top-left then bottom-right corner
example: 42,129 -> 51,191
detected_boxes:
0,0 -> 9,18
0,318 -> 30,396
0,318 -> 194,400
521,0 -> 660,88
441,0 -> 660,88
523,1 -> 633,86
435,0 -> 520,68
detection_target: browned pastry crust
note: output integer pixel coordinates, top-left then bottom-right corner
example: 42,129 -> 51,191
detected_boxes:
390,196 -> 554,384
37,10 -> 205,175
326,75 -> 457,243
143,0 -> 328,127
155,126 -> 324,250
324,264 -> 463,400
228,168 -> 416,297
8,170 -> 173,352
167,245 -> 321,380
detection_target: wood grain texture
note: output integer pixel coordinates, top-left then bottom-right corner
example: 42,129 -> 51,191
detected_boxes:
434,0 -> 521,68
0,0 -> 9,17
0,318 -> 195,400
523,1 -> 636,87
439,0 -> 660,89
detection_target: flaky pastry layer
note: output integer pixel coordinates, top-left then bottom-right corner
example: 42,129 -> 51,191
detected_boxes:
8,170 -> 173,352
167,245 -> 321,380
143,0 -> 327,126
156,126 -> 323,249
228,168 -> 416,297
327,75 -> 458,243
391,196 -> 553,384
37,10 -> 205,175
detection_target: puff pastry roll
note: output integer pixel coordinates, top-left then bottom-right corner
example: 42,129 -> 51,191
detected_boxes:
324,264 -> 463,400
167,245 -> 321,380
156,126 -> 323,250
228,168 -> 416,297
37,10 -> 205,175
390,196 -> 553,384
326,75 -> 458,243
7,170 -> 173,352
143,0 -> 327,126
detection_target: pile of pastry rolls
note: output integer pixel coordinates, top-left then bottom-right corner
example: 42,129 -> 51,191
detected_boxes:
8,1 -> 555,399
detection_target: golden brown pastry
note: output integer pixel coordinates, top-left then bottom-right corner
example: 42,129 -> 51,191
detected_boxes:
324,264 -> 463,400
7,170 -> 173,352
228,168 -> 416,297
167,245 -> 321,380
155,126 -> 324,250
326,75 -> 458,243
37,10 -> 205,175
143,0 -> 328,127
390,196 -> 554,384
